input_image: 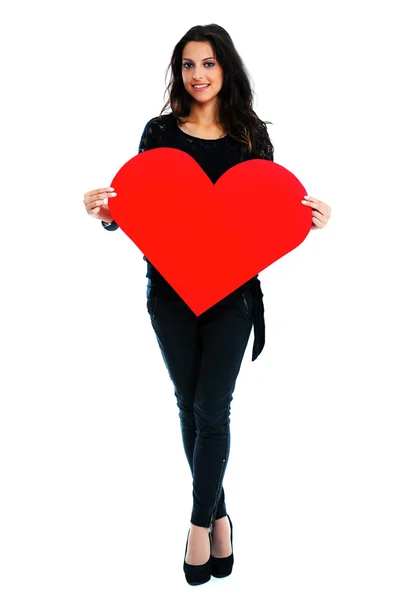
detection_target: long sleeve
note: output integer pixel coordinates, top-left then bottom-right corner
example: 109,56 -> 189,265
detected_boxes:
101,219 -> 119,231
101,118 -> 159,231
138,118 -> 162,152
261,141 -> 274,162
253,130 -> 274,162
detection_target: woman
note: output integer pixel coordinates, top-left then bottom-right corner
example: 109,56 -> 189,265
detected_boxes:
83,23 -> 331,586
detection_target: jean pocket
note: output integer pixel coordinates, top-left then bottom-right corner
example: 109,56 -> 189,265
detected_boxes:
240,288 -> 253,320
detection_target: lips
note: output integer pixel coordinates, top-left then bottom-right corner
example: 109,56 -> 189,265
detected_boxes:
193,84 -> 210,89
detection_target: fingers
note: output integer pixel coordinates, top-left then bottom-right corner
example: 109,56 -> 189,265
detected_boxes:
303,197 -> 331,215
83,187 -> 117,215
84,188 -> 117,204
302,197 -> 322,211
86,187 -> 113,197
312,214 -> 325,227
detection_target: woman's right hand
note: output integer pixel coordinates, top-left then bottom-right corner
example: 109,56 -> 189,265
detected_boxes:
83,187 -> 117,222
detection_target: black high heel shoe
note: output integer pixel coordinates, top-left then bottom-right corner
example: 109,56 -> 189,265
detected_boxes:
183,529 -> 212,585
211,514 -> 234,578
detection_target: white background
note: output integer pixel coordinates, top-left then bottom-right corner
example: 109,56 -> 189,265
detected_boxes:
1,0 -> 399,598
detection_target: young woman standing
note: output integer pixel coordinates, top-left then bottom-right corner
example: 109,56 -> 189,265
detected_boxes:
83,24 -> 331,586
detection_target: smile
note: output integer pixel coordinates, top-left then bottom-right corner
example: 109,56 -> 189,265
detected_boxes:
192,84 -> 210,91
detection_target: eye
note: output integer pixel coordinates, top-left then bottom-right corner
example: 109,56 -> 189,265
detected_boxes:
183,62 -> 215,69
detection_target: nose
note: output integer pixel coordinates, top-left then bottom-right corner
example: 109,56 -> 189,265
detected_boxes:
192,69 -> 204,81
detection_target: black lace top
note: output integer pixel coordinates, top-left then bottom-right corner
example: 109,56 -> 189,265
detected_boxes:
102,111 -> 273,282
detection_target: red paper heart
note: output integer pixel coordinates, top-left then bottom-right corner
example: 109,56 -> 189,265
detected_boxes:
109,148 -> 311,315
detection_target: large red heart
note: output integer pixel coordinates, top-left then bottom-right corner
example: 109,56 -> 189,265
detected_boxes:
109,148 -> 311,315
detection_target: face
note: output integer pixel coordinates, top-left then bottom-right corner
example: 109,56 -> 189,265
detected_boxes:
181,41 -> 224,104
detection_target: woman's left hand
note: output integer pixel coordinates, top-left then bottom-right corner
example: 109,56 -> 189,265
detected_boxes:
301,195 -> 332,229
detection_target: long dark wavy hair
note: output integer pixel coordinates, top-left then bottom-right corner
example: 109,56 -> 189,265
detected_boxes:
159,23 -> 274,159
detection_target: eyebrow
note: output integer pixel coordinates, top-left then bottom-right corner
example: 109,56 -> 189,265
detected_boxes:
182,56 -> 216,61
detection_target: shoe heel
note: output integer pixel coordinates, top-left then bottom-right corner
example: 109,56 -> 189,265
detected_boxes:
211,514 -> 234,578
183,529 -> 212,586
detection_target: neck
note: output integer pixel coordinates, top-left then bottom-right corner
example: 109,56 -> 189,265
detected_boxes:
188,99 -> 220,126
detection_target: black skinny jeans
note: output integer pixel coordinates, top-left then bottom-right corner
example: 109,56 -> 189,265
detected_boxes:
146,276 -> 256,528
